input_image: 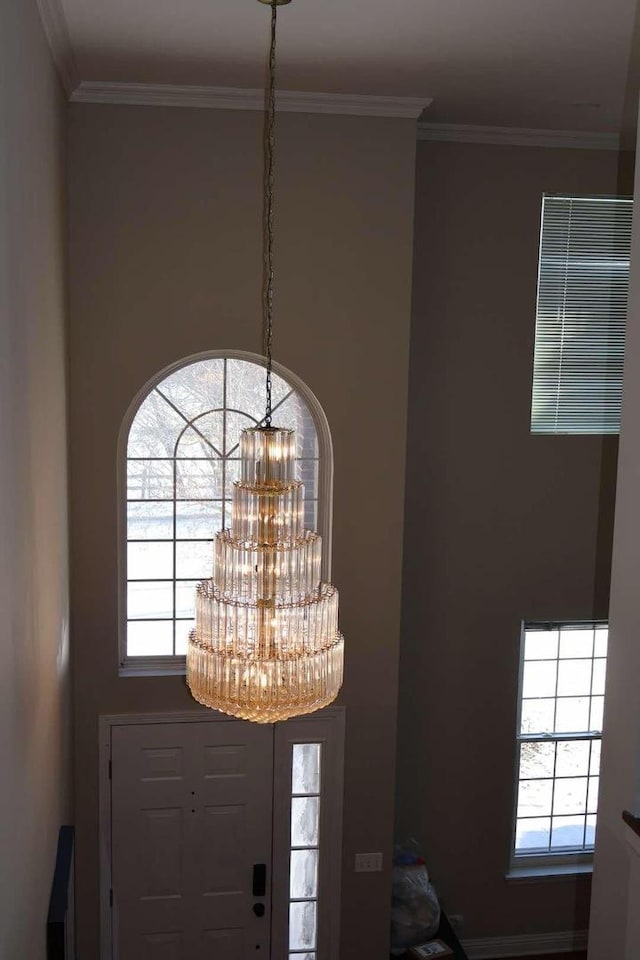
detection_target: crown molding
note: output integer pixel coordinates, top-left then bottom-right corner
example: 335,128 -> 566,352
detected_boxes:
35,0 -> 78,95
70,81 -> 430,119
418,121 -> 620,151
463,928 -> 588,959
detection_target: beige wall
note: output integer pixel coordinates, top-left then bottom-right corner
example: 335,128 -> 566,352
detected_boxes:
0,1 -> 70,958
396,140 -> 620,940
67,103 -> 417,958
589,130 -> 640,960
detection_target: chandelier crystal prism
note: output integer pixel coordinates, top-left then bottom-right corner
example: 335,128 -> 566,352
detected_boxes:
186,0 -> 344,722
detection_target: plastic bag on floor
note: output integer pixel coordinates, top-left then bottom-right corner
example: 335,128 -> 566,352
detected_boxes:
390,841 -> 441,954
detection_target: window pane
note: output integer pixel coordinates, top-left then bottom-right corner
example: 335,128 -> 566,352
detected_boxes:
226,358 -> 291,423
277,393 -> 316,446
297,458 -> 318,491
590,696 -> 605,732
127,459 -> 173,499
555,740 -> 590,778
585,814 -> 597,846
175,501 -> 222,539
176,459 -> 222,499
594,628 -> 608,658
592,659 -> 607,696
175,413 -> 224,458
523,661 -> 557,698
175,580 -> 199,618
555,697 -> 590,733
587,776 -> 600,814
158,358 -> 225,420
520,742 -> 555,779
557,659 -> 592,696
304,498 -> 318,531
291,797 -> 320,847
517,779 -> 553,818
128,581 -> 173,620
224,459 -> 241,487
127,502 -> 173,540
292,744 -> 321,795
521,699 -> 555,734
127,621 -> 173,656
515,817 -> 550,852
128,541 -> 173,579
175,620 -> 194,655
590,740 -> 602,776
224,412 -> 261,457
226,358 -> 268,421
127,390 -> 186,458
524,630 -> 559,661
176,542 -> 212,579
559,629 -> 594,660
553,778 -> 587,815
290,849 -> 319,899
289,901 -> 317,951
551,815 -> 586,850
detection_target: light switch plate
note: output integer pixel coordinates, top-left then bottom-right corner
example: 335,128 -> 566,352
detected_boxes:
354,852 -> 383,872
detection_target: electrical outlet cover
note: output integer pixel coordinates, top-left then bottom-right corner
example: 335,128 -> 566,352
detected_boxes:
354,852 -> 383,872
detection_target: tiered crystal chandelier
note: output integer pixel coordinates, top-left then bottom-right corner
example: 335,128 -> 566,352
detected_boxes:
186,0 -> 344,722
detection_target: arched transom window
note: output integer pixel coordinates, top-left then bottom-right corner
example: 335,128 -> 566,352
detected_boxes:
121,353 -> 330,672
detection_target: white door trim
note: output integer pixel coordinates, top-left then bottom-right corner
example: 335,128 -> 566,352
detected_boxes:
98,707 -> 345,960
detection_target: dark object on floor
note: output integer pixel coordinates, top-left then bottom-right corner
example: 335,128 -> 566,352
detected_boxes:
392,911 -> 469,960
47,826 -> 75,960
432,913 -> 468,960
409,938 -> 454,957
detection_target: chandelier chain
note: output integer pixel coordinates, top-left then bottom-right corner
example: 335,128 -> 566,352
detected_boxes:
262,0 -> 278,428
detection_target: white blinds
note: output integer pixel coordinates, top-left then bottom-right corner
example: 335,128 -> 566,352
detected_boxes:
531,194 -> 633,435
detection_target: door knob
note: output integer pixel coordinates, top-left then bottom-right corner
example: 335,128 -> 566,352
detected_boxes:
253,902 -> 265,917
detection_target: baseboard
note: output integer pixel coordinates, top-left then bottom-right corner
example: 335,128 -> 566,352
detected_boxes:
462,929 -> 588,958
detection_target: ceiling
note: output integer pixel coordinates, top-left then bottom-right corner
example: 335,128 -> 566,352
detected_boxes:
57,0 -> 638,132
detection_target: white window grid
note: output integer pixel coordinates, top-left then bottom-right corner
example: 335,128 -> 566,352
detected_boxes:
288,742 -> 322,959
119,353 -> 329,673
512,621 -> 608,868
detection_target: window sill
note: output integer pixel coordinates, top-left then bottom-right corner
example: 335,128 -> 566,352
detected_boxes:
120,657 -> 187,678
506,863 -> 593,882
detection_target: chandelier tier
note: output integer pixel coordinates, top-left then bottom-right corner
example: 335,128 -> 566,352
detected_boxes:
187,426 -> 344,722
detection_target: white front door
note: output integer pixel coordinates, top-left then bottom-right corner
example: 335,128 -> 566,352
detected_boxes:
111,721 -> 273,960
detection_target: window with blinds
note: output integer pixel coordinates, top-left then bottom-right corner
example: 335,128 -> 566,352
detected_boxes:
530,194 -> 633,435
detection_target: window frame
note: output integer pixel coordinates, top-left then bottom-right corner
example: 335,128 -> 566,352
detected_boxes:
509,619 -> 608,876
271,711 -> 345,959
117,349 -> 334,677
530,192 -> 633,436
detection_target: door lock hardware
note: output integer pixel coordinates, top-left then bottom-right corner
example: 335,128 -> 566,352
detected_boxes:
252,863 -> 266,897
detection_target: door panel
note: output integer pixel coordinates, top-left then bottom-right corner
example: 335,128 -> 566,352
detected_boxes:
140,932 -> 183,960
201,805 -> 245,892
111,721 -> 273,960
201,928 -> 244,959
